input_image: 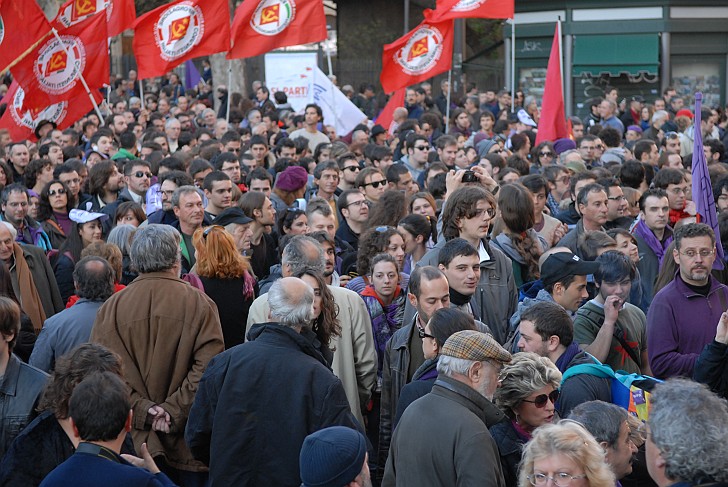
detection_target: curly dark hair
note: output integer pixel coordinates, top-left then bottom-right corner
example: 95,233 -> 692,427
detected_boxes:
357,226 -> 401,276
293,268 -> 341,348
37,179 -> 74,222
38,343 -> 123,419
365,190 -> 408,230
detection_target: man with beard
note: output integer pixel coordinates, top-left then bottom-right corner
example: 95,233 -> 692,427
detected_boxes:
383,330 -> 510,487
573,251 -> 651,375
147,171 -> 194,225
309,231 -> 341,287
647,223 -> 728,379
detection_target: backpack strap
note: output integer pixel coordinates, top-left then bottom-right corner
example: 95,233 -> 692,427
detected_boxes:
561,361 -> 616,383
580,304 -> 641,368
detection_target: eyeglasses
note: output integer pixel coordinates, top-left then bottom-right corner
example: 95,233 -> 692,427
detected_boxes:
527,473 -> 587,487
345,199 -> 369,209
203,225 -> 223,240
133,171 -> 153,179
595,144 -> 605,150
539,152 -> 554,157
362,179 -> 387,188
521,390 -> 559,408
156,189 -> 176,197
555,175 -> 570,184
417,327 -> 436,340
608,195 -> 626,201
414,145 -> 430,151
48,188 -> 67,196
471,207 -> 496,219
343,165 -> 361,172
679,248 -> 715,258
669,187 -> 688,195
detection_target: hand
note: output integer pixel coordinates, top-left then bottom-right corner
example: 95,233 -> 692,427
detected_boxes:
470,166 -> 498,192
603,295 -> 622,325
552,223 -> 568,246
684,199 -> 697,216
339,274 -> 352,288
716,311 -> 728,344
147,405 -> 171,433
445,169 -> 465,198
121,442 -> 161,474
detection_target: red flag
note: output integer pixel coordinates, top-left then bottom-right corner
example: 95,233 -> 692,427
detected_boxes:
426,0 -> 514,21
53,0 -> 136,38
380,19 -> 454,95
0,1 -> 53,73
0,81 -> 103,142
133,0 -> 230,79
228,0 -> 327,59
535,23 -> 568,145
10,13 -> 109,112
376,88 -> 406,134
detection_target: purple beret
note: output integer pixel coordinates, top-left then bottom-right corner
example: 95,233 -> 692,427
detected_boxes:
553,138 -> 577,155
627,125 -> 643,133
275,165 -> 309,192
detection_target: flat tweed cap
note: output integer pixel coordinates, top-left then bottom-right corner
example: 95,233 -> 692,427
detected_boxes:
441,330 -> 511,364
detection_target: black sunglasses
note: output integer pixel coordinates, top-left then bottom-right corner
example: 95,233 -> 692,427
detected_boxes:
417,327 -> 436,340
48,188 -> 66,196
362,179 -> 387,188
343,165 -> 361,172
522,390 -> 560,408
203,225 -> 223,240
134,171 -> 153,179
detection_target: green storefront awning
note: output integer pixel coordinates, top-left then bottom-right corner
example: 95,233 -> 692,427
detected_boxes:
572,34 -> 659,76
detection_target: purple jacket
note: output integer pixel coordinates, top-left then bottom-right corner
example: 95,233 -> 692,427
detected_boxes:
647,274 -> 728,379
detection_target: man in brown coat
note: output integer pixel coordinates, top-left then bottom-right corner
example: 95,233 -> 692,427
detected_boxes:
91,224 -> 224,486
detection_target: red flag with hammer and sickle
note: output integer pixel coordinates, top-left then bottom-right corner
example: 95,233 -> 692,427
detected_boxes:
53,0 -> 136,38
0,1 -> 53,73
133,0 -> 230,79
228,0 -> 327,59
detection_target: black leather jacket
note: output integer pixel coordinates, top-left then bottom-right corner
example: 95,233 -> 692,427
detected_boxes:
0,353 -> 49,457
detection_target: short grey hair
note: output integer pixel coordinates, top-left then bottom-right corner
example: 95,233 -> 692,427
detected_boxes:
130,224 -> 181,273
171,185 -> 202,208
648,379 -> 728,483
281,235 -> 325,275
493,352 -> 562,418
165,118 -> 181,129
652,110 -> 669,124
268,278 -> 314,328
559,149 -> 581,165
437,355 -> 478,377
0,221 -> 17,239
107,224 -> 136,256
568,401 -> 627,450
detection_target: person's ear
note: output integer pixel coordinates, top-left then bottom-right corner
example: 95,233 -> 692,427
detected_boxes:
70,417 -> 81,439
468,360 -> 483,382
126,410 -> 133,433
407,292 -> 417,308
673,247 -> 680,265
415,234 -> 425,245
547,335 -> 561,354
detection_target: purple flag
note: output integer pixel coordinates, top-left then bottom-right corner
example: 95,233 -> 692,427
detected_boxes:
691,92 -> 725,270
184,60 -> 202,91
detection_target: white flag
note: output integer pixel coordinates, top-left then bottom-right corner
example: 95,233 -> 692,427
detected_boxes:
312,68 -> 367,136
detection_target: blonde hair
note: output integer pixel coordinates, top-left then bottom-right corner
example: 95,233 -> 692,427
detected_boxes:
193,226 -> 250,279
494,352 -> 562,418
519,421 -> 616,487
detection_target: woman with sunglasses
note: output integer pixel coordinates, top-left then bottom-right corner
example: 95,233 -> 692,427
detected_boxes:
490,352 -> 563,487
346,226 -> 408,295
519,421 -> 615,487
38,180 -> 74,250
530,142 -> 556,173
277,207 -> 309,236
192,225 -> 256,349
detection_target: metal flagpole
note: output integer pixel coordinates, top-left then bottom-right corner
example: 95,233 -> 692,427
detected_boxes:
50,28 -> 105,125
511,20 -> 515,113
226,60 -> 232,126
445,69 -> 452,133
557,17 -> 564,100
139,81 -> 145,111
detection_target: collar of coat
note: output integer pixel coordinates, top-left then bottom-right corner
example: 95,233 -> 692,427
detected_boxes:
432,375 -> 505,428
247,322 -> 329,368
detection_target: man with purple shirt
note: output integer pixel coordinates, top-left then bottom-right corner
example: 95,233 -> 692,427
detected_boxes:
647,223 -> 728,379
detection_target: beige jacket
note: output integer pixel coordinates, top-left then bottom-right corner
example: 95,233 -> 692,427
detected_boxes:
247,285 -> 377,426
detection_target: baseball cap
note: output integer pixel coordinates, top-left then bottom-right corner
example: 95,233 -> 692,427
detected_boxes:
211,207 -> 253,226
540,251 -> 600,286
69,209 -> 109,224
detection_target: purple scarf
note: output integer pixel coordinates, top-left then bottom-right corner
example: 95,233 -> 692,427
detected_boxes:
633,219 -> 673,264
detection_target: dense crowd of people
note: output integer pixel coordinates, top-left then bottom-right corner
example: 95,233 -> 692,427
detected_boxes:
0,70 -> 727,487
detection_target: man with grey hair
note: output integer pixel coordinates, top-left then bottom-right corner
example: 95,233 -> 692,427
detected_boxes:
92,224 -> 224,485
645,378 -> 728,486
171,185 -> 206,273
568,401 -> 638,481
247,245 -> 377,428
187,277 -> 360,486
383,330 -> 510,487
258,235 -> 325,294
165,118 -> 181,153
30,257 -> 116,372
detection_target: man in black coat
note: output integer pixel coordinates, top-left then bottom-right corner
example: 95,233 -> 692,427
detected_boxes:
185,277 -> 362,487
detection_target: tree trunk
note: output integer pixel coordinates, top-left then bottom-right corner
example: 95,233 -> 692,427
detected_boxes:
209,54 -> 246,114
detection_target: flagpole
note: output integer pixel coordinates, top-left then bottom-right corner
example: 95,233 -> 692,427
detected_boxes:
139,80 -> 145,111
50,28 -> 105,125
511,19 -> 515,113
557,17 -> 563,102
226,60 -> 232,126
445,69 -> 452,133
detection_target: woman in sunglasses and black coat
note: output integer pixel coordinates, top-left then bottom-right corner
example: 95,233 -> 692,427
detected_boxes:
489,352 -> 563,487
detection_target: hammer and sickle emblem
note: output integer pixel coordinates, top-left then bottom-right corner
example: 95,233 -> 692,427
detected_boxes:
407,38 -> 429,61
167,17 -> 190,44
260,5 -> 280,25
74,0 -> 96,17
45,51 -> 68,76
